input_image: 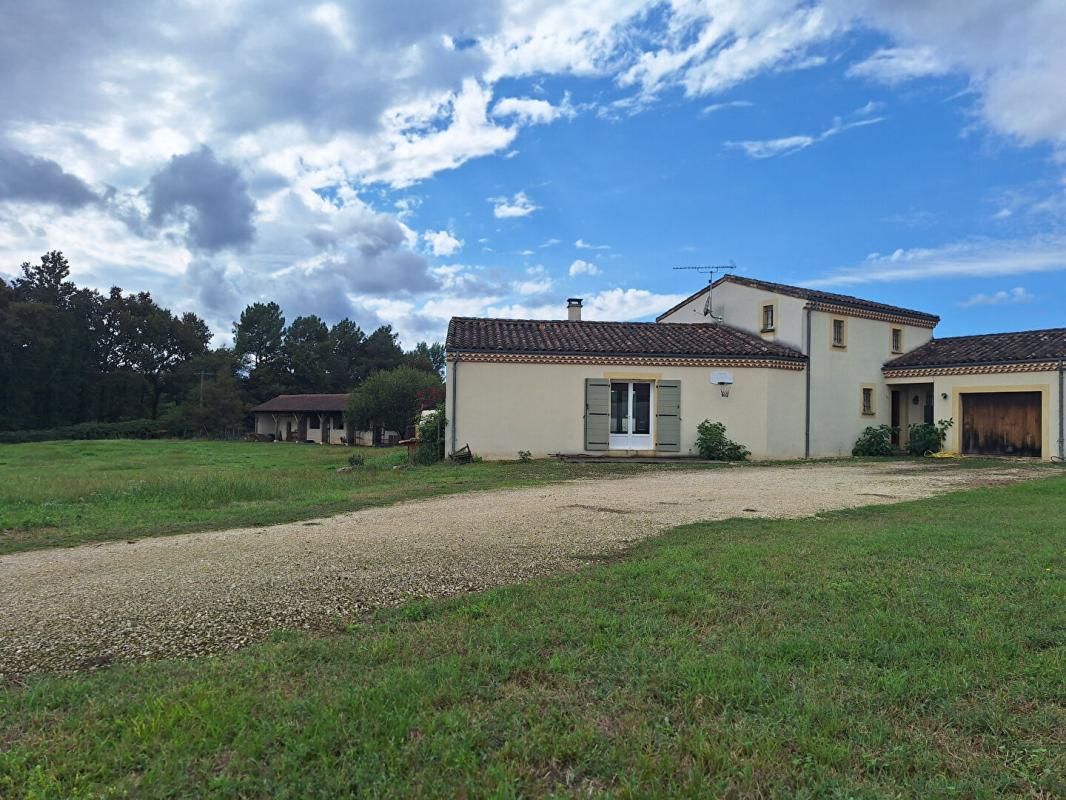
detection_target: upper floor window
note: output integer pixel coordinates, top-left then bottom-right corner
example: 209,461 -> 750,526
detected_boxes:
891,327 -> 903,353
761,304 -> 775,332
831,318 -> 847,349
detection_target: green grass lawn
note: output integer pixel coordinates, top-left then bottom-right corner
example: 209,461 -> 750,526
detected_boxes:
0,440 -> 721,555
2,477 -> 1063,798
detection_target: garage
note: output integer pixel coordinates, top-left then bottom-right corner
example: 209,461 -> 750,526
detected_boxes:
961,391 -> 1042,457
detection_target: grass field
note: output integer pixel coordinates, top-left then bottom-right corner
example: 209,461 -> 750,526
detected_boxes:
2,476 -> 1063,797
0,440 -> 721,555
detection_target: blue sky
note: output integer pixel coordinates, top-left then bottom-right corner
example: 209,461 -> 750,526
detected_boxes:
2,1 -> 1065,344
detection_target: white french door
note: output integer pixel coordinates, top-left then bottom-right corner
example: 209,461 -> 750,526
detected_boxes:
609,381 -> 653,450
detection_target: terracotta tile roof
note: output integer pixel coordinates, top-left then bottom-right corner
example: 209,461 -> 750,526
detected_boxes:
446,318 -> 806,362
885,327 -> 1066,369
250,394 -> 349,413
657,275 -> 940,325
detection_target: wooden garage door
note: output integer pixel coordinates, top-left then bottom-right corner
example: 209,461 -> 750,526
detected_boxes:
961,392 -> 1042,457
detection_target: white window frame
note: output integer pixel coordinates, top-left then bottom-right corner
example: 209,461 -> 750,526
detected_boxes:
608,380 -> 655,450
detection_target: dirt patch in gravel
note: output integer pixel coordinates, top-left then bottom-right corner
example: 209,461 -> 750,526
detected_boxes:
0,461 -> 1038,681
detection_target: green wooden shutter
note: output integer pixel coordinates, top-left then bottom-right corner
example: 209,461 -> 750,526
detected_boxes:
584,378 -> 610,451
655,380 -> 681,452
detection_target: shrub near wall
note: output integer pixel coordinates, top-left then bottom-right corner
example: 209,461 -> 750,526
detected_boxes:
0,419 -> 172,444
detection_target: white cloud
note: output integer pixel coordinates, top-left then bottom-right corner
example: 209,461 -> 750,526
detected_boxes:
540,237 -> 561,247
491,190 -> 539,218
8,0 -> 1066,353
958,287 -> 1035,308
728,135 -> 816,159
727,112 -> 884,158
492,95 -> 573,125
515,276 -> 553,295
575,238 -> 611,250
583,288 -> 688,321
569,259 -> 601,276
842,1 -> 1066,147
846,46 -> 948,85
701,100 -> 754,115
423,229 -> 462,256
807,235 -> 1066,287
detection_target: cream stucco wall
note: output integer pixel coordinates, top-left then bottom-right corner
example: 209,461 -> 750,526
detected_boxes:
805,311 -> 934,457
888,369 -> 1064,459
446,360 -> 806,460
658,282 -> 809,351
658,282 -> 939,457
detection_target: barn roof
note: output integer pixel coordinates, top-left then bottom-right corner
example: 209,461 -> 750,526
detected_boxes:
250,394 -> 349,413
446,318 -> 806,363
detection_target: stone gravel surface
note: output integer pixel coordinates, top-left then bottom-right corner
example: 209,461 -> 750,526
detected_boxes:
0,462 -> 1033,681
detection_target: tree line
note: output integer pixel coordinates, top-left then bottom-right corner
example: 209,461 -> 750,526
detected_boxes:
0,251 -> 444,436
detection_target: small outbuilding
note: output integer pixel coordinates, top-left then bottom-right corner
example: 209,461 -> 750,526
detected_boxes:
250,394 -> 403,446
251,394 -> 350,444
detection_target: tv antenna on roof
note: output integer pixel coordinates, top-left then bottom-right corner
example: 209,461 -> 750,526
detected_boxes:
672,261 -> 736,322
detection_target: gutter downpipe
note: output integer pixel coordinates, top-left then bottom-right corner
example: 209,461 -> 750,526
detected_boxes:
1058,358 -> 1064,461
804,305 -> 812,459
450,355 -> 459,456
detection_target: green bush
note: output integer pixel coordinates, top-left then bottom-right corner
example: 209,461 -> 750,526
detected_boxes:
852,425 -> 899,457
0,419 -> 171,444
517,450 -> 532,462
695,420 -> 750,461
347,453 -> 365,467
413,406 -> 446,465
907,418 -> 954,456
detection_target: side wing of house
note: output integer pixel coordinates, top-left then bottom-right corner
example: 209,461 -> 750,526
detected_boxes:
885,328 -> 1066,461
446,359 -> 808,460
444,316 -> 809,461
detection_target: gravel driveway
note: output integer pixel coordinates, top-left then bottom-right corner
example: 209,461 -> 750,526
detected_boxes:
0,462 -> 1033,681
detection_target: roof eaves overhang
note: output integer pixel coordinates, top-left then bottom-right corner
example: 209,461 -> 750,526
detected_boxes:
447,348 -> 807,364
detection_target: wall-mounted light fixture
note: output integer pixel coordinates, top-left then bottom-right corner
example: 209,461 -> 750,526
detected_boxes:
941,392 -> 949,400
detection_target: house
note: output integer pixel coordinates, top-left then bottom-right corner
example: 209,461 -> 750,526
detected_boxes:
444,275 -> 1065,461
250,394 -> 400,446
251,394 -> 350,444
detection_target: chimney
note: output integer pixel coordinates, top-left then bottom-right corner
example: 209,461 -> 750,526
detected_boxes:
567,297 -> 583,322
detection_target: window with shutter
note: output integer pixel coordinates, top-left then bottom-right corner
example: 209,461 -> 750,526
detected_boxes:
655,380 -> 681,452
584,378 -> 610,451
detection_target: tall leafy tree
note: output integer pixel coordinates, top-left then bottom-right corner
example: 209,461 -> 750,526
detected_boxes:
12,250 -> 77,308
348,365 -> 443,436
233,301 -> 285,368
2,252 -> 97,427
327,318 -> 366,391
406,341 -> 446,377
168,348 -> 245,437
283,315 -> 331,393
120,293 -> 211,418
362,325 -> 404,376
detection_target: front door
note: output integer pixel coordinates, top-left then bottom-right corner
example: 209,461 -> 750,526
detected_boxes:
609,381 -> 653,450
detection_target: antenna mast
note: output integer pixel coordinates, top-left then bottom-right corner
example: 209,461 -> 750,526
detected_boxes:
672,261 -> 736,322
